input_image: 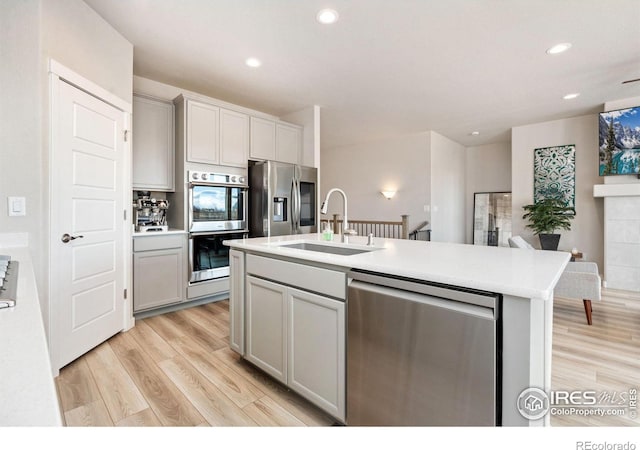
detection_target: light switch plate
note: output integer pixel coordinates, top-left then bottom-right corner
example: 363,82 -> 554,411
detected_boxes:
7,197 -> 26,217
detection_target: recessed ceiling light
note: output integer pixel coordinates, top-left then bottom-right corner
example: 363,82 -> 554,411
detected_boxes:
317,9 -> 339,24
245,57 -> 262,68
546,43 -> 572,55
471,131 -> 480,136
563,93 -> 580,100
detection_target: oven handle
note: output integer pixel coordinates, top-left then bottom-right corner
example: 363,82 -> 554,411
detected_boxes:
188,182 -> 249,189
188,234 -> 195,283
189,230 -> 249,237
188,185 -> 194,232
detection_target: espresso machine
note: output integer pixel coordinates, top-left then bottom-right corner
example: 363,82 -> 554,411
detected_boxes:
133,191 -> 169,232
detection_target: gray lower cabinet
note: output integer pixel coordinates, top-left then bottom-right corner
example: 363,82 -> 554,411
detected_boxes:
243,254 -> 346,421
133,234 -> 186,312
229,249 -> 245,354
287,287 -> 345,421
245,275 -> 288,383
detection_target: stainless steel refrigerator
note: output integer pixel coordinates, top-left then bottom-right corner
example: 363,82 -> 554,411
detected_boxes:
248,160 -> 318,237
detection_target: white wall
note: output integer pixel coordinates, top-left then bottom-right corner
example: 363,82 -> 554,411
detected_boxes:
465,142 -> 512,243
42,0 -> 133,103
512,115 -> 604,268
0,0 -> 42,251
320,133 -> 431,232
0,0 -> 133,336
429,131 -> 466,243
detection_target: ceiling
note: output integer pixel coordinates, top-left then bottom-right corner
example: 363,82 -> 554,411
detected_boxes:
84,0 -> 640,149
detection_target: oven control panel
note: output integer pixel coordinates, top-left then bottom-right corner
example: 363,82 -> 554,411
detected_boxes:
189,171 -> 247,186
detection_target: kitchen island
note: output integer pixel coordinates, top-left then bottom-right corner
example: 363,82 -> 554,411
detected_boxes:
224,233 -> 570,426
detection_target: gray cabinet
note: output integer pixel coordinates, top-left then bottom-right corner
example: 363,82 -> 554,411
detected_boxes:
132,94 -> 175,191
229,249 -> 245,354
276,122 -> 301,164
249,116 -> 276,161
245,275 -> 287,383
220,108 -> 249,167
288,287 -> 345,421
250,117 -> 302,164
175,95 -> 250,168
133,234 -> 186,312
185,99 -> 220,165
243,253 -> 346,421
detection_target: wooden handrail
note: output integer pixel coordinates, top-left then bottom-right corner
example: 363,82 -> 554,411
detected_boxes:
320,214 -> 410,239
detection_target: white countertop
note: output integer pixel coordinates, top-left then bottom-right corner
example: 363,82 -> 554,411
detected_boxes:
133,228 -> 187,237
224,234 -> 571,301
0,247 -> 63,426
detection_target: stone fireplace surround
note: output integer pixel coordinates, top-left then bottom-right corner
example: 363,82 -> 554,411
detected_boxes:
593,178 -> 640,292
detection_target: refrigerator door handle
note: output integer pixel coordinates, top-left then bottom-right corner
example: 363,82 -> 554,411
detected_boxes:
296,178 -> 301,232
291,178 -> 298,232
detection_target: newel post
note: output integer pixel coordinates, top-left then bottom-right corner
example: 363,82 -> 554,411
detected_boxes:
401,215 -> 409,239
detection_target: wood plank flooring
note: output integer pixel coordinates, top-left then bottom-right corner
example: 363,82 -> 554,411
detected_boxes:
550,288 -> 640,426
56,301 -> 334,426
56,290 -> 640,427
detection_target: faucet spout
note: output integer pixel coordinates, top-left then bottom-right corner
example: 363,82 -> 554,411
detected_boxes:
321,188 -> 356,243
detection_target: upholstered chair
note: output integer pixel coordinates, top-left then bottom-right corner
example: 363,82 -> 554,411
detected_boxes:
508,236 -> 601,325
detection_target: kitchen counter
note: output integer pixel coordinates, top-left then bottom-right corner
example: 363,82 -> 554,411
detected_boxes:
226,233 -> 571,426
0,247 -> 63,426
224,233 -> 570,301
133,228 -> 186,237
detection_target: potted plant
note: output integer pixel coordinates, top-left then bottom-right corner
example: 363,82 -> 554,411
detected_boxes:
522,198 -> 574,250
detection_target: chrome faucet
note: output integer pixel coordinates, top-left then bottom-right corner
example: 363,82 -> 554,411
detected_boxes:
320,188 -> 357,243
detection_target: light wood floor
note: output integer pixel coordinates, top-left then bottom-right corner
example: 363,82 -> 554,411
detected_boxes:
550,288 -> 640,426
55,301 -> 335,426
56,290 -> 640,427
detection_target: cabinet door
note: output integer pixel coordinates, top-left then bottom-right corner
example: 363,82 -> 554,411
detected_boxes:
229,249 -> 245,355
187,100 -> 220,164
276,122 -> 301,164
220,108 -> 249,167
249,116 -> 276,161
288,288 -> 345,421
133,247 -> 185,312
245,275 -> 287,383
132,95 -> 175,191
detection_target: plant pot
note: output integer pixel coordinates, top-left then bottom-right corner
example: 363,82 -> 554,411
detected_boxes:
538,233 -> 560,251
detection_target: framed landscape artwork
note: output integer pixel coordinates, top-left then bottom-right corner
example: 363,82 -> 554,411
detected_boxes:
533,144 -> 576,211
599,106 -> 640,175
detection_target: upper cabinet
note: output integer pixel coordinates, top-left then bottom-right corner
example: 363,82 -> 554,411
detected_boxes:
220,108 -> 249,167
132,94 -> 175,191
186,99 -> 220,165
276,122 -> 302,165
250,116 -> 276,161
175,94 -> 302,169
175,95 -> 249,168
250,117 -> 302,164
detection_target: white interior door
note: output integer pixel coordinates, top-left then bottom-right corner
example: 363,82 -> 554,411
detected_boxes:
51,79 -> 126,370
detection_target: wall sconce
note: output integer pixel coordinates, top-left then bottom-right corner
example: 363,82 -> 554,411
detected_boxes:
381,190 -> 396,200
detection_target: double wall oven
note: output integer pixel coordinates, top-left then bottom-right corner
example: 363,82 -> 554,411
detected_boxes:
188,171 -> 248,284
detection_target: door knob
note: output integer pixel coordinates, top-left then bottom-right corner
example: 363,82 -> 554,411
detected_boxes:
61,233 -> 84,243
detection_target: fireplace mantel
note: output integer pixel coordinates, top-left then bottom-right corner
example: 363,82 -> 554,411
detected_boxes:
593,183 -> 640,197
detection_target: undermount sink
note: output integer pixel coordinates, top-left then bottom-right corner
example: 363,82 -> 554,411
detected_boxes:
277,241 -> 379,256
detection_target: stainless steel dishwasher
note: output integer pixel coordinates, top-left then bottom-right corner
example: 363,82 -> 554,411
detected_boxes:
347,270 -> 501,426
